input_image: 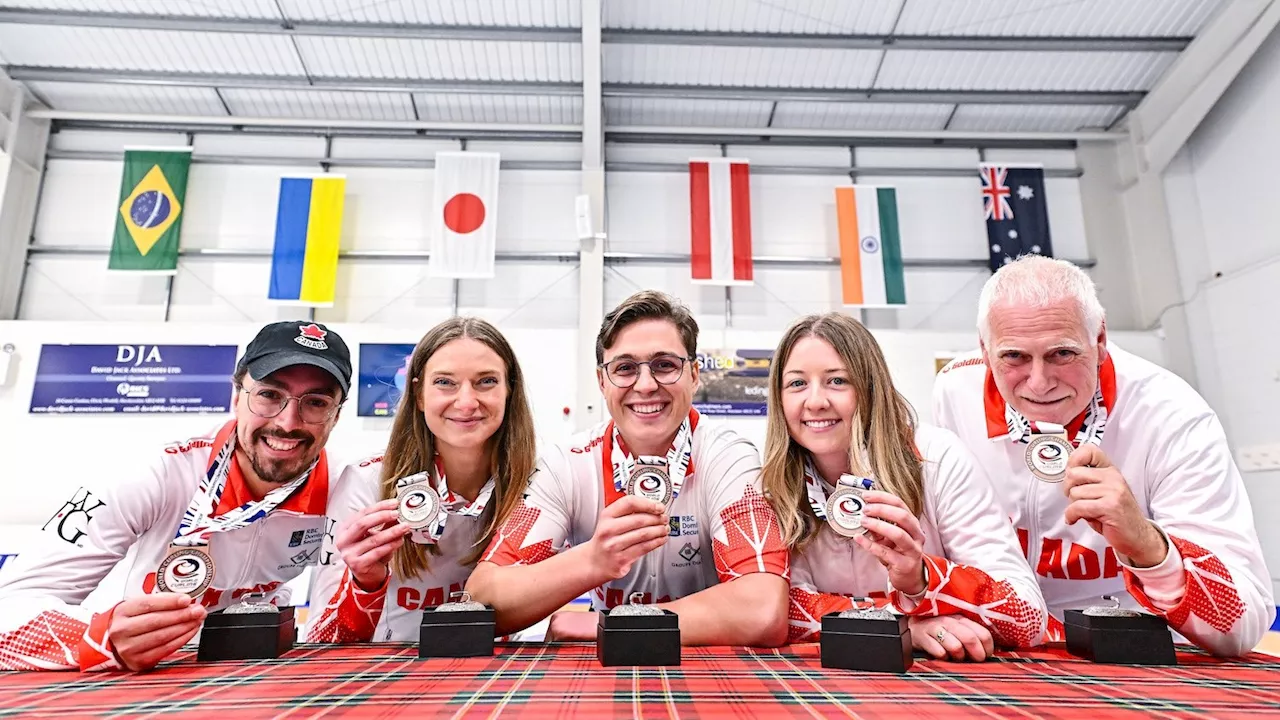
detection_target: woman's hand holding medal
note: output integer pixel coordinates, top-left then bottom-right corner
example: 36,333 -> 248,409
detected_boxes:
336,499 -> 412,592
850,491 -> 928,596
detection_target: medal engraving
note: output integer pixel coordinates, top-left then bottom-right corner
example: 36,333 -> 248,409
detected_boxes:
397,480 -> 441,529
156,545 -> 214,598
825,486 -> 868,537
1026,434 -> 1071,483
625,464 -> 673,507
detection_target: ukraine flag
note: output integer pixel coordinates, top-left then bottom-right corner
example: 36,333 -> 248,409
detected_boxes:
268,175 -> 346,307
108,148 -> 192,273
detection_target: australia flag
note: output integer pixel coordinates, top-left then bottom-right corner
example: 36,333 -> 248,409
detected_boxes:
980,165 -> 1052,273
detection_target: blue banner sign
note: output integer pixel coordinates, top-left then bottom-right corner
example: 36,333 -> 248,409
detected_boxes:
29,344 -> 238,414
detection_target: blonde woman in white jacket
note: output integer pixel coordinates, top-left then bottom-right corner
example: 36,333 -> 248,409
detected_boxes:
763,313 -> 1047,661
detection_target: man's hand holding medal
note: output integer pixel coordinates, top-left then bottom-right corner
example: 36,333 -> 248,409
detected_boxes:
1062,444 -> 1168,569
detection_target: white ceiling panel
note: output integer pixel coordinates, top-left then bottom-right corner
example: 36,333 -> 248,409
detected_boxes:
875,50 -> 1177,91
771,102 -> 952,131
28,80 -> 226,114
412,94 -> 582,125
0,25 -> 304,74
604,0 -> 902,33
894,0 -> 1225,37
221,89 -> 415,121
280,0 -> 580,27
295,37 -> 580,82
606,98 -> 773,127
605,45 -> 881,87
947,104 -> 1127,132
0,0 -> 278,17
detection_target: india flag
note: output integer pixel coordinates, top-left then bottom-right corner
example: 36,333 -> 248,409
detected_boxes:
835,186 -> 906,307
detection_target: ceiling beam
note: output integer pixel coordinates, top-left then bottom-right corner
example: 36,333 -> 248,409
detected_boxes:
25,108 -> 1123,143
7,66 -> 1144,106
0,8 -> 1190,51
601,29 -> 1190,52
7,66 -> 581,96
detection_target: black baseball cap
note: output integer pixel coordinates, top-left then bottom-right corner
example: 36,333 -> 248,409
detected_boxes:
236,321 -> 352,397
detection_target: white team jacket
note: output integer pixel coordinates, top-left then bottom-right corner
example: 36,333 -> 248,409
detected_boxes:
304,454 -> 484,644
933,345 -> 1275,656
481,418 -> 789,610
788,424 -> 1047,646
0,422 -> 353,671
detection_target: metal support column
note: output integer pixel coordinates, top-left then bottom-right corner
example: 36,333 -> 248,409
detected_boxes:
575,0 -> 606,430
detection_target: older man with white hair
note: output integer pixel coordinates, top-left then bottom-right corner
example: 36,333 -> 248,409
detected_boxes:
932,255 -> 1273,657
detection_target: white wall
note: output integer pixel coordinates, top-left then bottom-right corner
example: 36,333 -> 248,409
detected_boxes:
21,130 -> 1098,335
1162,25 -> 1280,596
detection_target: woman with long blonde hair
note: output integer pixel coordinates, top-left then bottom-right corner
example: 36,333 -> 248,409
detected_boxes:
306,317 -> 537,642
763,313 -> 1046,660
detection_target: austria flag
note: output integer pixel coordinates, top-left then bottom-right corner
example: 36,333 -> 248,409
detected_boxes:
689,158 -> 753,285
430,151 -> 500,278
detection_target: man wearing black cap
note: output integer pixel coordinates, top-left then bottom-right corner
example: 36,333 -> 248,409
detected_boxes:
0,321 -> 354,673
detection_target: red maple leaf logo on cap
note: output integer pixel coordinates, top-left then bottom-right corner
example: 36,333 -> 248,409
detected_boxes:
298,323 -> 327,340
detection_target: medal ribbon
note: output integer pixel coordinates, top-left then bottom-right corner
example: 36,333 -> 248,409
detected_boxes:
1005,383 -> 1109,448
609,411 -> 695,502
396,457 -> 496,544
172,422 -> 314,547
802,459 -> 874,520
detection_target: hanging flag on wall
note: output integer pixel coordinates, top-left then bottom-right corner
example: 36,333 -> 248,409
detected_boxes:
109,147 -> 192,273
835,185 -> 906,307
268,174 -> 345,307
431,151 -> 500,279
980,164 -> 1053,273
689,158 -> 753,285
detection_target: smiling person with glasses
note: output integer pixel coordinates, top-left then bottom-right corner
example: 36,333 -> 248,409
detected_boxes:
0,321 -> 356,672
466,290 -> 790,647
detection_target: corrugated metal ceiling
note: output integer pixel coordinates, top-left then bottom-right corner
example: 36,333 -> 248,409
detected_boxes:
0,0 -> 1229,134
604,45 -> 882,88
894,0 -> 1226,37
875,50 -> 1177,91
603,0 -> 902,33
281,0 -> 581,28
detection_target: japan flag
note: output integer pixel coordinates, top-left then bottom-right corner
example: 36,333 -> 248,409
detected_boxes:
430,151 -> 500,278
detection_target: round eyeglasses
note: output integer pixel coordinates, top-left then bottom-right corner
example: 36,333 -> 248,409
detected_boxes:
238,385 -> 342,424
599,354 -> 692,388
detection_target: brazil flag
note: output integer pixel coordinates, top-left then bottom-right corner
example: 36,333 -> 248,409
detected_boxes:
108,148 -> 192,273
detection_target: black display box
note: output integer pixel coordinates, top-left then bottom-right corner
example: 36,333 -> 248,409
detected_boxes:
419,605 -> 496,658
596,608 -> 681,667
197,605 -> 295,662
819,611 -> 913,674
1064,609 -> 1177,665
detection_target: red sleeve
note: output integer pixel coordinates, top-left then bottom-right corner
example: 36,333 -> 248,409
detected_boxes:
305,568 -> 388,644
787,587 -> 855,643
891,554 -> 1044,648
1125,534 -> 1247,636
711,487 -> 789,582
0,605 -> 119,672
480,503 -> 560,567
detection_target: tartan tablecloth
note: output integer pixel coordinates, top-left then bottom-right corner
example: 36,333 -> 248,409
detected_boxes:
2,642 -> 1279,719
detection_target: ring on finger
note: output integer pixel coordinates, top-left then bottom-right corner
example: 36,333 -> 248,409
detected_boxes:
935,628 -> 947,643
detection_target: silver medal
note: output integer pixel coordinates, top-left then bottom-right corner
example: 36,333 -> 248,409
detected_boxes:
397,479 -> 441,530
1026,433 -> 1071,483
156,544 -> 215,598
825,486 -> 868,537
625,463 -> 673,507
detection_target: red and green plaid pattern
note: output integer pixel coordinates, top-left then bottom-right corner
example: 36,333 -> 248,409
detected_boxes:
2,643 -> 1279,718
